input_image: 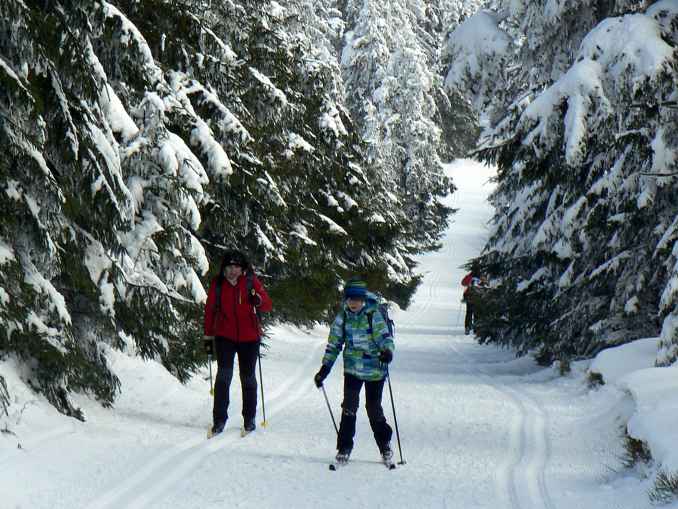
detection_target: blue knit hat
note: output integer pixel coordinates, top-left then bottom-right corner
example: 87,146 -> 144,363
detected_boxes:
344,277 -> 368,299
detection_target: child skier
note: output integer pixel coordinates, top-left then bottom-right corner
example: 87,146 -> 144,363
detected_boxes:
313,277 -> 395,466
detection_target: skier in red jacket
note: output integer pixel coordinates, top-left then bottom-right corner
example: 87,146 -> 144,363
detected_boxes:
204,250 -> 272,436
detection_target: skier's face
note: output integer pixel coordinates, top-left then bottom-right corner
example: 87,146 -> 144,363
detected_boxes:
225,264 -> 243,283
346,297 -> 365,313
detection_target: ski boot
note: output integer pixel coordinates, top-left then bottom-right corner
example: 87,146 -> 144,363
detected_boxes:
381,444 -> 393,462
241,419 -> 256,437
335,449 -> 351,465
380,444 -> 396,469
208,421 -> 225,438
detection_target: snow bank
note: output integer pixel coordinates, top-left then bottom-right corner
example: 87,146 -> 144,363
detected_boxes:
590,337 -> 659,383
590,338 -> 678,473
621,366 -> 678,473
0,357 -> 78,447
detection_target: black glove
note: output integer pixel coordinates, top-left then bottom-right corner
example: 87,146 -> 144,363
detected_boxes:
379,349 -> 393,364
314,365 -> 331,388
203,337 -> 214,356
248,289 -> 262,306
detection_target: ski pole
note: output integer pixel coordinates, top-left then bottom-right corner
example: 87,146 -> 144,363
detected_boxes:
258,349 -> 267,427
208,353 -> 214,396
386,366 -> 406,465
206,351 -> 215,439
320,385 -> 339,435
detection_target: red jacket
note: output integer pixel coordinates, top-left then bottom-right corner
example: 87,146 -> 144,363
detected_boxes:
204,273 -> 272,342
461,272 -> 475,296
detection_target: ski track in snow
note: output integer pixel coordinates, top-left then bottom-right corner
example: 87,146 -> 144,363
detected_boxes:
416,203 -> 554,509
448,338 -> 554,509
398,266 -> 446,332
85,339 -> 324,509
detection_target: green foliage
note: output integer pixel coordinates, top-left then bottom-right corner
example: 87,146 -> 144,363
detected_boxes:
650,469 -> 678,505
266,263 -> 342,326
621,429 -> 653,470
586,371 -> 605,389
471,253 -> 561,358
557,358 -> 571,376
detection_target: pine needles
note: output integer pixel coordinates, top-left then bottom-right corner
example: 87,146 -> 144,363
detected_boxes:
586,371 -> 605,389
620,432 -> 652,470
649,470 -> 678,505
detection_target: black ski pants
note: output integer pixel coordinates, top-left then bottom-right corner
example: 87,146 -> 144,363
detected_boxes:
465,301 -> 474,331
337,373 -> 392,454
213,338 -> 259,426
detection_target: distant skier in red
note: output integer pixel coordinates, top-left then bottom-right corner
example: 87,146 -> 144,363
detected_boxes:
461,263 -> 486,335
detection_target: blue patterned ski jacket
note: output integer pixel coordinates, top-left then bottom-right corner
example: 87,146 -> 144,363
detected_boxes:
321,293 -> 395,381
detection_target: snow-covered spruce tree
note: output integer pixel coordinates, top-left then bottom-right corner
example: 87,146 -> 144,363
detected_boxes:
91,1 -> 239,376
442,7 -> 513,123
444,1 -> 648,128
197,0 -> 420,322
463,1 -> 678,362
0,0 -> 131,416
285,0 -> 346,56
279,0 -> 478,295
281,0 -> 452,294
340,0 -> 470,254
508,0 -> 648,84
411,0 -> 481,160
0,0 -> 230,416
100,0 -> 422,324
652,5 -> 678,366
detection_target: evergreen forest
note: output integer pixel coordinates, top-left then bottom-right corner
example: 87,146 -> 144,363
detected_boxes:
1,0 -> 677,417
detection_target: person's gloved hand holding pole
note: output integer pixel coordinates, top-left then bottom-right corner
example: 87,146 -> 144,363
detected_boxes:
379,349 -> 393,364
314,364 -> 331,387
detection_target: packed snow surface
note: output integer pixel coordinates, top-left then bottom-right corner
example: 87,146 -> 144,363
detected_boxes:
1,160 -> 674,508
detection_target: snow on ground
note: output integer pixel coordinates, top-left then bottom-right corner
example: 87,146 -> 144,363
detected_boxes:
0,159 -> 674,508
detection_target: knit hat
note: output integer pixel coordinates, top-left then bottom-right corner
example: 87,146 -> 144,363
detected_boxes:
344,277 -> 368,299
220,250 -> 248,270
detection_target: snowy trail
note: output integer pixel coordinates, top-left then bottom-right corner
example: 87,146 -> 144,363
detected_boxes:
447,337 -> 554,509
389,160 -> 551,509
2,159 -> 657,509
85,339 -> 325,509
